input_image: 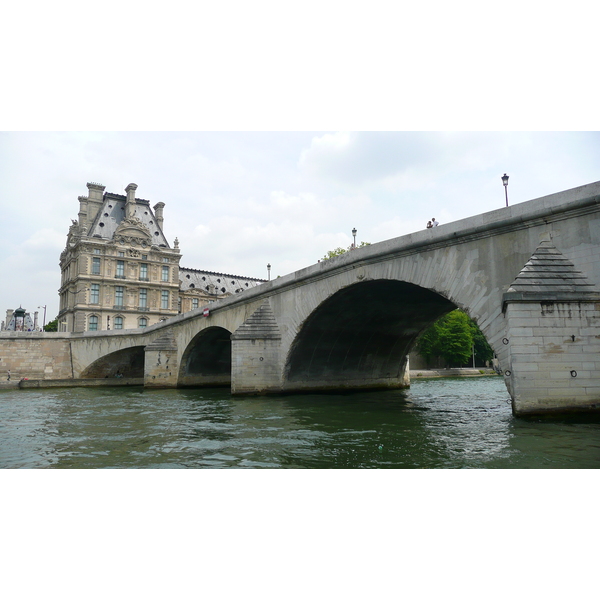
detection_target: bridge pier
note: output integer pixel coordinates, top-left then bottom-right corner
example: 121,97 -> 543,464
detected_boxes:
231,302 -> 283,395
144,331 -> 179,388
502,240 -> 600,415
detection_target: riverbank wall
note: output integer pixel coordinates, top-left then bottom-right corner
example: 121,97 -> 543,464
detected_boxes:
0,370 -> 498,391
0,378 -> 144,391
410,368 -> 499,379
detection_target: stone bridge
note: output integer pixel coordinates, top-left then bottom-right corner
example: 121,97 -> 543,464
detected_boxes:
4,181 -> 600,415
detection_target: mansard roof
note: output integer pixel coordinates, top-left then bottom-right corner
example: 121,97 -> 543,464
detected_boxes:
87,193 -> 170,248
179,266 -> 265,295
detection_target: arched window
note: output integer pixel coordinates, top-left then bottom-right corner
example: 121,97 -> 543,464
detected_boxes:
114,316 -> 123,330
139,317 -> 148,328
89,315 -> 99,331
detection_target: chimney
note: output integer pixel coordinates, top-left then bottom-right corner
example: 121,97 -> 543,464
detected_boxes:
125,183 -> 138,219
85,182 -> 106,228
153,202 -> 165,229
78,196 -> 88,226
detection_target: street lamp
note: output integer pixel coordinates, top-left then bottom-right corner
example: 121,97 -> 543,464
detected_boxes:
38,305 -> 47,330
267,263 -> 271,281
352,227 -> 357,249
502,173 -> 509,207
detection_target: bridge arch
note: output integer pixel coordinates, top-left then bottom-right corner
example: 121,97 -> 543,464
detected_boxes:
80,346 -> 146,379
179,326 -> 233,387
283,279 -> 457,392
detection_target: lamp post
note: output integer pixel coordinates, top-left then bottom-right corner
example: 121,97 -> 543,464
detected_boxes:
352,227 -> 357,249
267,263 -> 271,281
38,305 -> 47,330
502,173 -> 509,207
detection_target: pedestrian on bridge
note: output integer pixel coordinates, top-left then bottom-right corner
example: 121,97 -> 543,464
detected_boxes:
432,218 -> 439,226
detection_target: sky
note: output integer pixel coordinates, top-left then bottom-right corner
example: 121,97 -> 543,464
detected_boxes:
1,131 -> 599,323
2,3 -> 598,325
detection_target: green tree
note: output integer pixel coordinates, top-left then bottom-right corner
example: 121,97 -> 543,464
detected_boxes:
44,318 -> 58,332
415,318 -> 443,365
469,319 -> 494,364
321,241 -> 370,261
416,310 -> 493,368
438,310 -> 473,366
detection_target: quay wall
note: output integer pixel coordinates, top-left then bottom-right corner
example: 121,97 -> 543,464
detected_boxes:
0,333 -> 73,380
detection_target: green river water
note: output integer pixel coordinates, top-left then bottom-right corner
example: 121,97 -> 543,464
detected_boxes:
1,376 -> 599,468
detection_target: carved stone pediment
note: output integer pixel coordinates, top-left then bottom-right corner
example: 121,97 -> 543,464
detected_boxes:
114,217 -> 152,246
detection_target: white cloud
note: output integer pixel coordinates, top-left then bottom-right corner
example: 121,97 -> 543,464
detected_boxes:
2,131 -> 600,320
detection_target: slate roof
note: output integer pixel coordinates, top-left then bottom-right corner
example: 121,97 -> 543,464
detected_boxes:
179,267 -> 265,295
88,193 -> 170,247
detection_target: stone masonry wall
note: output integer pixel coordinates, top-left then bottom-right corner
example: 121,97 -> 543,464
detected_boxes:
505,300 -> 600,413
231,338 -> 282,394
0,334 -> 73,380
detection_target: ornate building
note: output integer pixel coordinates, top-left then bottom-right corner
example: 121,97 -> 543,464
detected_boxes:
58,182 -> 264,332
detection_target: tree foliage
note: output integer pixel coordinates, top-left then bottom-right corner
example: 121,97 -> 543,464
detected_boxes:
321,241 -> 370,261
416,310 -> 493,367
44,318 -> 58,332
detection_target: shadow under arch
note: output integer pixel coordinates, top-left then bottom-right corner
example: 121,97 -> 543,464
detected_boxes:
179,326 -> 232,387
284,279 -> 456,392
80,346 -> 145,378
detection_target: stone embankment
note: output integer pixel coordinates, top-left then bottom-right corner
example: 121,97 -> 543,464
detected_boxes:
0,371 -> 499,392
0,378 -> 143,390
410,368 -> 499,379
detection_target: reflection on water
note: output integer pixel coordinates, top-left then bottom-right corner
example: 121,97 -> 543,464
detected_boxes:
1,377 -> 599,468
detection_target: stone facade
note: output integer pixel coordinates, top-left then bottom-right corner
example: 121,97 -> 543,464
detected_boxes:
57,182 -> 264,332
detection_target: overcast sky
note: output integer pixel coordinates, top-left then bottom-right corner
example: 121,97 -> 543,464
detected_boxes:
3,4 -> 599,325
1,131 -> 600,323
